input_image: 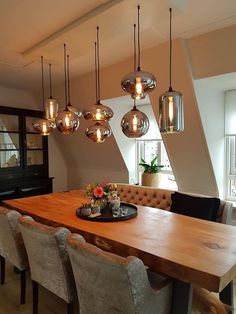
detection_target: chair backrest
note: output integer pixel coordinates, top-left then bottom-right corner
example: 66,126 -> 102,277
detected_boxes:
66,233 -> 171,314
0,207 -> 28,270
18,216 -> 75,303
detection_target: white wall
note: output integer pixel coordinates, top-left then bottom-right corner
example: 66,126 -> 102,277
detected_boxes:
194,78 -> 225,198
0,86 -> 39,109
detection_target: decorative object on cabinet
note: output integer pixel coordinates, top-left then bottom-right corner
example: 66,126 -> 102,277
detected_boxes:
121,5 -> 156,100
158,8 -> 184,133
0,106 -> 53,201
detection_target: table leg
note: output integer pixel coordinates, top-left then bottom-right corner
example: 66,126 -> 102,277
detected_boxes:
219,280 -> 234,313
171,280 -> 193,314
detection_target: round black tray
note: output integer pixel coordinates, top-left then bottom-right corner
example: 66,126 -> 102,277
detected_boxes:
76,202 -> 138,222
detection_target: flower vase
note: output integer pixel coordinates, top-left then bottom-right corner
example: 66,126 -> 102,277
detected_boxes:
91,197 -> 107,213
109,192 -> 121,215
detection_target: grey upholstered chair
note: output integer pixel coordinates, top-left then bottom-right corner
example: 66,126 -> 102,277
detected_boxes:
66,233 -> 173,314
0,207 -> 28,304
18,216 -> 77,314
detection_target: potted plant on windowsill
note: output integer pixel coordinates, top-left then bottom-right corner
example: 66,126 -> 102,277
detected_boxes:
139,156 -> 164,187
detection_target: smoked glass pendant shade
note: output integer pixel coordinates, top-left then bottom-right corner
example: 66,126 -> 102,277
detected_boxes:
85,122 -> 111,143
159,88 -> 184,133
32,118 -> 54,136
45,97 -> 58,126
121,107 -> 149,138
55,107 -> 79,135
121,69 -> 156,100
58,103 -> 83,118
83,101 -> 113,122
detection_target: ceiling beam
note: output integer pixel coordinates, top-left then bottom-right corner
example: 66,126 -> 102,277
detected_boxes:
22,0 -> 123,57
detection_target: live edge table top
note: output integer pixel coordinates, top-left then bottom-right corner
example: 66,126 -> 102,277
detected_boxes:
3,189 -> 236,293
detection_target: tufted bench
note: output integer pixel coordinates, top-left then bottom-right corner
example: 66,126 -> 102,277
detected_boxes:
116,183 -> 233,224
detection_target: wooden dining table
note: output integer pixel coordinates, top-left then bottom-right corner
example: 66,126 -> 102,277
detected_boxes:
2,189 -> 236,314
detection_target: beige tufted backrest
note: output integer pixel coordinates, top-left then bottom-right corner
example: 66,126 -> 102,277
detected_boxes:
116,183 -> 233,224
117,184 -> 173,211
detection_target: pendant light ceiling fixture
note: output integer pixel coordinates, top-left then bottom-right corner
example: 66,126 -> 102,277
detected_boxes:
121,5 -> 156,100
55,44 -> 79,135
32,56 -> 54,136
86,121 -> 111,143
121,24 -> 150,138
158,8 -> 184,133
121,99 -> 149,138
58,54 -> 82,118
44,63 -> 58,126
66,54 -> 82,118
85,28 -> 111,143
83,27 -> 113,122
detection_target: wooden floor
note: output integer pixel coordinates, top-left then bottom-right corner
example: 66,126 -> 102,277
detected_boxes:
0,261 -> 79,314
0,261 -> 235,314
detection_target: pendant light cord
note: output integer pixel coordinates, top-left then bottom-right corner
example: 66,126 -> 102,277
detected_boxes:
137,5 -> 141,71
96,26 -> 100,103
169,8 -> 172,90
64,44 -> 68,107
67,54 -> 71,105
95,42 -> 98,103
133,24 -> 136,71
41,56 -> 45,111
49,63 -> 52,98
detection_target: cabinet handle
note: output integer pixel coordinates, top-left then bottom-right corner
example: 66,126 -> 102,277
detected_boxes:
0,190 -> 15,196
20,186 -> 44,192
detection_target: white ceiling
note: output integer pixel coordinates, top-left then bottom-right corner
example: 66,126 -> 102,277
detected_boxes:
1,0 -> 236,92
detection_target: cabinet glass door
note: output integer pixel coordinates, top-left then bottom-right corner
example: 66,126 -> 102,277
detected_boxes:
25,116 -> 43,166
0,114 -> 20,168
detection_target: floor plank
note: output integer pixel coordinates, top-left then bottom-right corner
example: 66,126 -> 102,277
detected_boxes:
0,261 -> 79,314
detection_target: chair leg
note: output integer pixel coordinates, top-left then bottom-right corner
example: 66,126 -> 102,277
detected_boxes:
67,302 -> 74,314
20,270 -> 26,304
0,256 -> 5,284
32,281 -> 38,314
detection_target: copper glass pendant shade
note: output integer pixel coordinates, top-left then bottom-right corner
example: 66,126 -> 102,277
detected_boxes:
44,63 -> 58,126
121,100 -> 149,138
83,27 -> 113,122
32,56 -> 54,136
158,8 -> 184,133
55,44 -> 79,135
121,6 -> 156,100
86,122 -> 111,143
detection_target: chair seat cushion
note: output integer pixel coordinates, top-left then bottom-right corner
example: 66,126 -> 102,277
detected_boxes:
170,192 -> 220,221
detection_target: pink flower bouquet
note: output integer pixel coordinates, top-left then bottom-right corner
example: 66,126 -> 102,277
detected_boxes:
86,182 -> 117,200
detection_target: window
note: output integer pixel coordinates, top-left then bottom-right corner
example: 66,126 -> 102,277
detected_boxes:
226,136 -> 236,200
135,139 -> 177,189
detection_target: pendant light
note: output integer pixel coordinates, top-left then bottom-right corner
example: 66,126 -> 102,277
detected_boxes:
83,27 -> 113,122
58,54 -> 82,118
32,56 -> 54,136
121,5 -> 156,100
158,8 -> 184,133
44,63 -> 58,126
121,99 -> 149,138
55,44 -> 79,135
86,122 -> 111,143
121,24 -> 149,138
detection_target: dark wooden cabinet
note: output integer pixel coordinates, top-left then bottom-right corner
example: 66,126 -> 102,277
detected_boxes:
0,106 -> 53,201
